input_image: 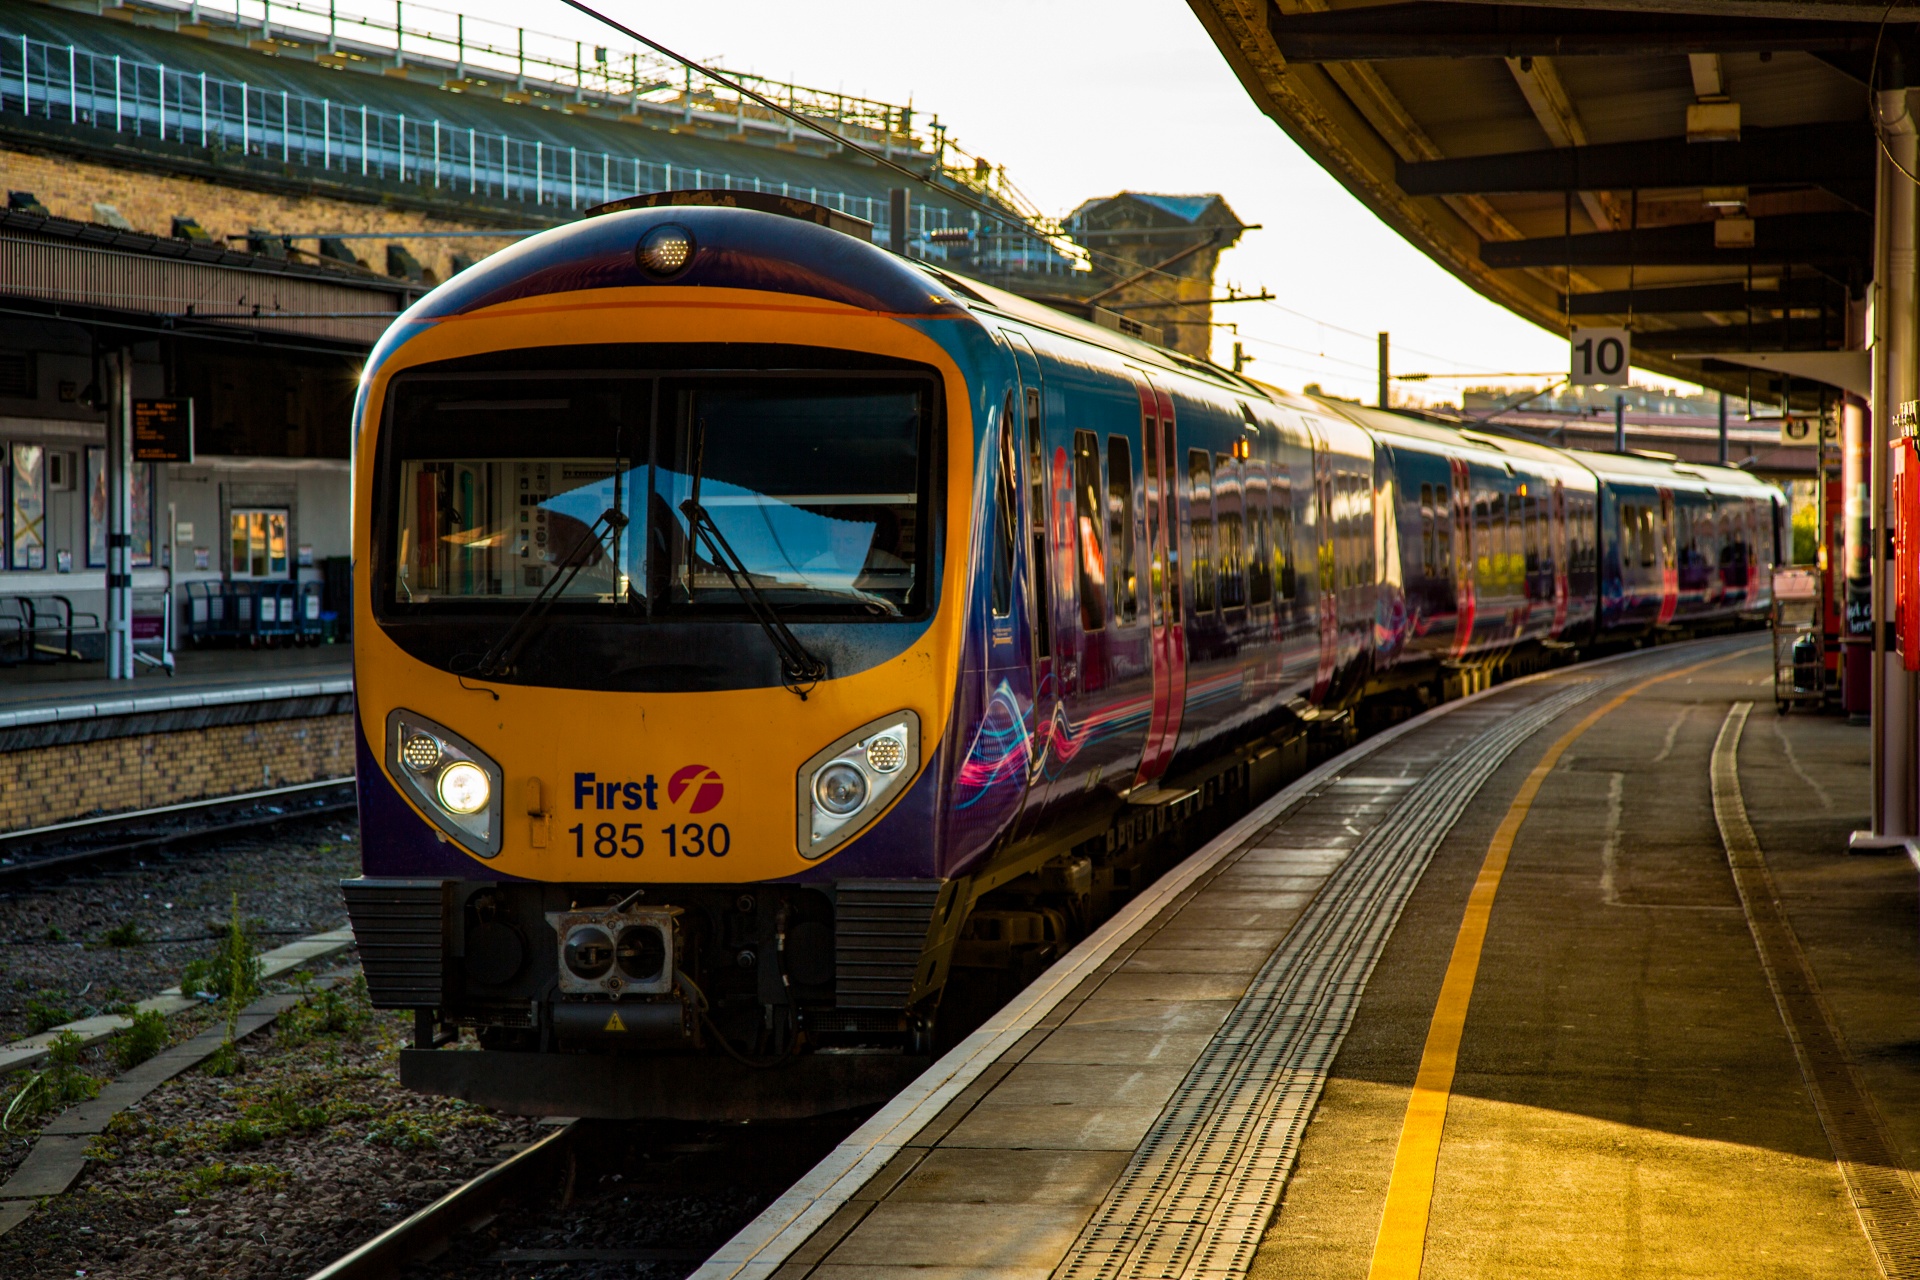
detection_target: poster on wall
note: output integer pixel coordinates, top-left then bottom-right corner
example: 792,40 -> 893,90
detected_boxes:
86,446 -> 105,569
84,451 -> 154,568
131,463 -> 153,568
11,443 -> 44,570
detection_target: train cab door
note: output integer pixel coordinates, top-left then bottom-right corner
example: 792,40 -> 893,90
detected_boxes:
1549,478 -> 1569,634
1132,376 -> 1188,790
1004,333 -> 1062,785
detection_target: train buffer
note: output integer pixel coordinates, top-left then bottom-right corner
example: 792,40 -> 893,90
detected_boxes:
696,635 -> 1920,1280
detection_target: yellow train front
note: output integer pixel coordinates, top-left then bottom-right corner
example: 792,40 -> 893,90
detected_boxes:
343,195 -> 994,1118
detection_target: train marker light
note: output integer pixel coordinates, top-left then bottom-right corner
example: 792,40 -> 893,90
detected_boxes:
637,224 -> 695,277
437,762 -> 492,815
400,733 -> 442,773
866,733 -> 906,774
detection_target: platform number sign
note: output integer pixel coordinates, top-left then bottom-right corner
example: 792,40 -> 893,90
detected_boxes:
1570,328 -> 1631,386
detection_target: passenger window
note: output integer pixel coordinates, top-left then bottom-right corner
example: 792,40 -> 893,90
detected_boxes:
1420,482 -> 1434,578
1274,473 -> 1296,601
1187,449 -> 1216,614
1475,496 -> 1490,582
990,398 -> 1016,618
1025,388 -> 1051,659
1072,429 -> 1107,632
1247,462 -> 1273,608
1216,451 -> 1246,610
1106,434 -> 1138,624
1435,482 -> 1451,578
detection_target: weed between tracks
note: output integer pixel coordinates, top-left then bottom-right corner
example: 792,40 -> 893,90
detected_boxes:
0,975 -> 542,1280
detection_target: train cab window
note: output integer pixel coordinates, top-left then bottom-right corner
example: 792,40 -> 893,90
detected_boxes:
1216,451 -> 1246,610
383,369 -> 934,619
990,397 -> 1017,618
1247,461 -> 1273,608
1106,434 -> 1138,623
1072,429 -> 1108,632
1188,449 -> 1216,613
1274,473 -> 1296,601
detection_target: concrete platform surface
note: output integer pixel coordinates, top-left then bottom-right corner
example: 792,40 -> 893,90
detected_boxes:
697,637 -> 1920,1280
0,643 -> 349,711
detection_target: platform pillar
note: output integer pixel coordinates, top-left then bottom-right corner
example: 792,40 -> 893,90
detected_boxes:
1862,84 -> 1918,848
104,348 -> 134,681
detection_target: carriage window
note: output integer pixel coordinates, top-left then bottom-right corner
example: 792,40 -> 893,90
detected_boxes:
991,397 -> 1017,618
1435,482 -> 1451,578
1216,451 -> 1246,610
1025,388 -> 1051,658
1419,482 -> 1435,578
1188,449 -> 1216,613
1073,429 -> 1108,632
1107,435 -> 1138,623
1274,473 -> 1296,601
1475,496 -> 1491,583
1248,463 -> 1273,607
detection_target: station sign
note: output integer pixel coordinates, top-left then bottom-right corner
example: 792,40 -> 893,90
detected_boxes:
1570,327 -> 1631,386
133,398 -> 194,463
1781,416 -> 1816,447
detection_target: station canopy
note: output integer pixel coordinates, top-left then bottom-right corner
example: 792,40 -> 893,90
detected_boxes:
1188,0 -> 1899,397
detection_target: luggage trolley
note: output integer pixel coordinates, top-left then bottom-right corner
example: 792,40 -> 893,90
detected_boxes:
1772,566 -> 1824,714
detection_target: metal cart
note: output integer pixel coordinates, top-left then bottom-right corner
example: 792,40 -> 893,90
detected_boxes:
1772,567 -> 1824,714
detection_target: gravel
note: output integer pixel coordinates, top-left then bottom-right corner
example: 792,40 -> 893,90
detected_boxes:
0,818 -> 361,1045
0,981 -> 545,1280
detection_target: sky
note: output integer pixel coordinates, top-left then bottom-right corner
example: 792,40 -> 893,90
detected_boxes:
434,0 -> 1692,406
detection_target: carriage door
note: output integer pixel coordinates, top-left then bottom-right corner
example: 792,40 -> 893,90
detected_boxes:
1005,334 -> 1060,778
1132,376 -> 1188,789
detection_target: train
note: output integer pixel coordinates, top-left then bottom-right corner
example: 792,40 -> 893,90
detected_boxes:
340,191 -> 1782,1119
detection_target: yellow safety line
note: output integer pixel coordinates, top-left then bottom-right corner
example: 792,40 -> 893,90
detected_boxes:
1366,646 -> 1758,1280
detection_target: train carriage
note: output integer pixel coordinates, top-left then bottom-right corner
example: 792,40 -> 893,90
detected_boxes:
341,193 -> 1783,1119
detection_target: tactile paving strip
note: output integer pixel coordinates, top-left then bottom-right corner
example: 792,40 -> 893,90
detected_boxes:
1054,665 -> 1658,1280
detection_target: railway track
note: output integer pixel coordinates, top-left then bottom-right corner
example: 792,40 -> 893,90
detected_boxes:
0,778 -> 357,886
306,1111 -> 866,1280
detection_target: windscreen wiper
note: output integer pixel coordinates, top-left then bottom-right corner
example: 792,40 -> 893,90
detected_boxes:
680,497 -> 826,698
473,506 -> 630,679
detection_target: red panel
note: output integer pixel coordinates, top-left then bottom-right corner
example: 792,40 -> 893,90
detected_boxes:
1894,440 -> 1920,671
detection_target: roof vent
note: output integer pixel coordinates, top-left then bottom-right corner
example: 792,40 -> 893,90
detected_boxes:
1629,448 -> 1679,461
1091,306 -> 1167,346
586,189 -> 873,241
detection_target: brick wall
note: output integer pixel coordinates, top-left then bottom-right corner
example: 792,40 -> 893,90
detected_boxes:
0,144 -> 519,280
0,713 -> 353,831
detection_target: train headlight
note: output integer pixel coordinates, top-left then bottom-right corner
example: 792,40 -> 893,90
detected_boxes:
797,711 -> 921,860
437,762 -> 491,815
636,223 -> 695,277
385,709 -> 504,858
814,763 -> 869,816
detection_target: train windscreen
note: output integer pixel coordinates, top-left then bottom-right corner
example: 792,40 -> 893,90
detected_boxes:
384,372 -> 932,619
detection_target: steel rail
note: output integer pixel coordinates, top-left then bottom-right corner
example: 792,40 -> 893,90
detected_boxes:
0,777 -> 356,885
303,1121 -> 582,1280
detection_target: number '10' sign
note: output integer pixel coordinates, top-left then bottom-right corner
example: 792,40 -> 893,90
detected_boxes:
1570,327 -> 1631,386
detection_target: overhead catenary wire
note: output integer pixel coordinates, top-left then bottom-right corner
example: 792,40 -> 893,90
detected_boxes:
558,0 -> 1525,384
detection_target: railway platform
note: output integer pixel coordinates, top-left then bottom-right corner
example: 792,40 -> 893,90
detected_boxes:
698,636 -> 1920,1280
